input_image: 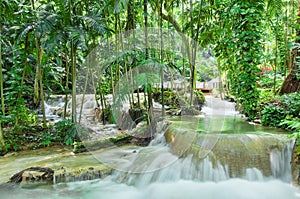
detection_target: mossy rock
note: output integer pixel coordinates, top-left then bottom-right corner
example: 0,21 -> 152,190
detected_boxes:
129,107 -> 147,124
193,90 -> 205,108
0,149 -> 8,156
153,90 -> 180,108
73,134 -> 133,153
9,167 -> 54,188
54,165 -> 113,183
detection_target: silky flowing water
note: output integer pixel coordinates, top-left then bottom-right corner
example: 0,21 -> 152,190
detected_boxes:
1,96 -> 299,198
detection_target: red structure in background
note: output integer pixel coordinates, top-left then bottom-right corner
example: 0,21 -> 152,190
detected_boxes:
260,67 -> 272,75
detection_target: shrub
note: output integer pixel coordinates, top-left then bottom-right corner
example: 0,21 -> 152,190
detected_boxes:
280,92 -> 300,117
54,120 -> 79,145
193,90 -> 205,107
258,71 -> 284,90
153,89 -> 180,109
281,117 -> 300,133
261,105 -> 286,127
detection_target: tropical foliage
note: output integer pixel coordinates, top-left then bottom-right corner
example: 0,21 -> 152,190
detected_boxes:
0,0 -> 299,153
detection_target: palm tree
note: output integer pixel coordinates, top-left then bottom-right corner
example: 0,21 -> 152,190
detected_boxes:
156,0 -> 205,105
50,0 -> 109,123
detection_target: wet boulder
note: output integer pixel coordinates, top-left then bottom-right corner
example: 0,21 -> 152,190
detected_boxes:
9,167 -> 54,187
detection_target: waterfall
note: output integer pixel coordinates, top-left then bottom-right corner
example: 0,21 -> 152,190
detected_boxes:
2,97 -> 299,199
106,131 -> 295,187
270,139 -> 294,182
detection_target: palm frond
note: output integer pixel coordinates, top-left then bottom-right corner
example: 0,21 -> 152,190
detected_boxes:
265,0 -> 284,16
75,12 -> 109,35
17,25 -> 34,41
38,11 -> 59,34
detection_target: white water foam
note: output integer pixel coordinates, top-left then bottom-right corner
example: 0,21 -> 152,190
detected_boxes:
2,178 -> 299,199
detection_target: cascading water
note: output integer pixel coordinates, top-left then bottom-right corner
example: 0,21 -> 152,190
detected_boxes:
1,96 -> 299,199
105,131 -> 295,185
1,134 -> 299,199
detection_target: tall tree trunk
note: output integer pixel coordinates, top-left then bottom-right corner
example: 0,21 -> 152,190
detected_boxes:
125,0 -> 135,35
67,0 -> 77,123
189,0 -> 195,105
31,0 -> 38,105
159,0 -> 165,116
32,36 -> 46,127
64,55 -> 70,119
30,0 -> 46,126
114,14 -> 120,93
0,122 -> 6,153
38,49 -> 46,127
279,0 -> 300,94
144,0 -> 149,60
274,35 -> 278,93
17,35 -> 29,104
0,24 -> 5,152
144,0 -> 153,126
78,65 -> 90,124
71,41 -> 77,123
190,0 -> 203,105
0,23 -> 5,116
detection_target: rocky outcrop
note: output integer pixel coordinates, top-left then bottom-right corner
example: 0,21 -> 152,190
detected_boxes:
9,167 -> 54,187
291,137 -> 300,185
74,119 -> 171,153
54,166 -> 113,183
7,166 -> 113,186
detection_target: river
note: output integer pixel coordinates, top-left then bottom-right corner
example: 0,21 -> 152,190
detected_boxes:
0,96 -> 299,199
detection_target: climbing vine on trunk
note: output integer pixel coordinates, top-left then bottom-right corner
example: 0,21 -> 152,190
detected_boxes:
216,0 -> 264,120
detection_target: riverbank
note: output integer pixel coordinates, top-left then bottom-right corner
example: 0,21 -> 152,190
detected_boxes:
0,145 -> 114,185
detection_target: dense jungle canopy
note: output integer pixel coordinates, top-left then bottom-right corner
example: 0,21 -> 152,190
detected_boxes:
0,0 -> 300,153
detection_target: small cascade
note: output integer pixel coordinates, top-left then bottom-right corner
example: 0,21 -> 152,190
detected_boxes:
104,131 -> 295,187
1,97 -> 299,199
73,96 -> 296,187
44,94 -> 98,117
270,140 -> 294,181
201,96 -> 240,117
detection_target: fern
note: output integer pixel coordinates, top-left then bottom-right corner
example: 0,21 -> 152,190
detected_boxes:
280,118 -> 300,132
265,0 -> 284,16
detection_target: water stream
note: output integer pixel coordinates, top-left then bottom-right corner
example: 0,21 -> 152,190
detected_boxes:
1,96 -> 299,198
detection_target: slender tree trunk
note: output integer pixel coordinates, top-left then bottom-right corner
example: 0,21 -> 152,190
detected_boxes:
64,55 -> 70,119
190,0 -> 203,105
132,25 -> 141,108
144,0 -> 153,126
0,23 -> 5,116
115,15 -> 120,87
79,65 -> 90,124
38,49 -> 46,127
159,0 -> 165,116
30,0 -> 46,126
67,0 -> 77,123
33,39 -> 46,127
17,35 -> 29,103
0,121 -> 5,153
189,0 -> 195,105
284,1 -> 289,78
274,35 -> 278,93
31,0 -> 39,106
107,38 -> 114,96
125,0 -> 135,35
99,89 -> 106,124
144,0 -> 149,60
217,59 -> 224,99
181,2 -> 187,92
0,24 -> 6,152
71,41 -> 77,123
